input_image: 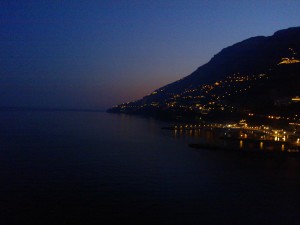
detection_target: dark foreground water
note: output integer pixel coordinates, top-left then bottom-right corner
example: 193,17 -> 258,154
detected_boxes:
0,111 -> 299,225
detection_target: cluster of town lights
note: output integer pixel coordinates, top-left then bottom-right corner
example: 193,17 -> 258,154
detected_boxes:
173,120 -> 300,146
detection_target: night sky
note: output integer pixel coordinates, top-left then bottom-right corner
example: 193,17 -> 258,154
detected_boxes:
1,0 -> 300,110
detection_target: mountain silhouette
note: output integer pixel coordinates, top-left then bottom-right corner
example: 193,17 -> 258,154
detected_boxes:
108,27 -> 300,122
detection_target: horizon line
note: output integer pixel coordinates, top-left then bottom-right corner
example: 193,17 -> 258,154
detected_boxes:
0,106 -> 106,113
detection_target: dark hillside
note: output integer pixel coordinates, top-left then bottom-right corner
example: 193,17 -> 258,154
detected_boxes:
108,27 -> 300,124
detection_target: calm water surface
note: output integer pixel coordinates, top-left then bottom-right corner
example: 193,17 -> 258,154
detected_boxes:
0,111 -> 299,224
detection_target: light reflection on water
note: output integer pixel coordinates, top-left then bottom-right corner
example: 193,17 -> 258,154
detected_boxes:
173,126 -> 294,153
0,111 -> 300,225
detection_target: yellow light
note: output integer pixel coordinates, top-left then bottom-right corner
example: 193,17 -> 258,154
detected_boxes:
291,97 -> 300,101
239,140 -> 243,149
260,142 -> 263,150
278,58 -> 300,65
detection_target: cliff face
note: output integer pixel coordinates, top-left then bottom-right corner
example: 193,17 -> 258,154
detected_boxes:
108,27 -> 300,119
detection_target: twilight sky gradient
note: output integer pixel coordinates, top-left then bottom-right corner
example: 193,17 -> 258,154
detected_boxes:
1,0 -> 300,110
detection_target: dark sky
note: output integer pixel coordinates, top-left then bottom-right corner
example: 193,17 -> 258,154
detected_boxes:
1,0 -> 300,110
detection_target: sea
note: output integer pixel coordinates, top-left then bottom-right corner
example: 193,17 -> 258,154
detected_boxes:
0,110 -> 299,225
